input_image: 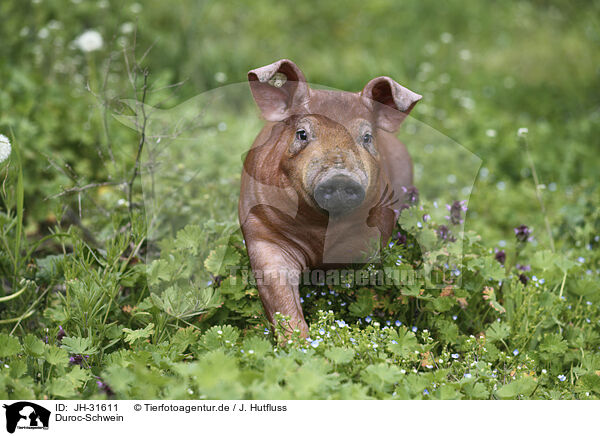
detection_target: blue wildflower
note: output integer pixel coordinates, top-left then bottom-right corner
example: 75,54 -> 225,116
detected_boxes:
365,316 -> 372,323
513,349 -> 519,356
412,326 -> 418,333
451,353 -> 459,359
558,374 -> 566,382
395,320 -> 402,327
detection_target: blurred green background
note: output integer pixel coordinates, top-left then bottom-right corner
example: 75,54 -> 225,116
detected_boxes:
1,0 -> 599,246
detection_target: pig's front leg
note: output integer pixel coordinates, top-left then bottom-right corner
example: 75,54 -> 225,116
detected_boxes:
247,240 -> 308,337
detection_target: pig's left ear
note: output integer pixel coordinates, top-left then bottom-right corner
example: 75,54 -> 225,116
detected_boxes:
248,59 -> 310,121
361,77 -> 422,132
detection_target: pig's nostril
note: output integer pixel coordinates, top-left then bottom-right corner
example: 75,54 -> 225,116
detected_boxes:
314,175 -> 365,216
345,187 -> 358,197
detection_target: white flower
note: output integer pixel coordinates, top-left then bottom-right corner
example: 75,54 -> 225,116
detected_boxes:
214,72 -> 227,83
440,32 -> 453,44
74,30 -> 103,52
0,134 -> 11,163
459,49 -> 471,61
517,127 -> 528,137
120,22 -> 135,34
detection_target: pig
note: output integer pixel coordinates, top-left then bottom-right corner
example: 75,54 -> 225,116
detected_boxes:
239,59 -> 421,337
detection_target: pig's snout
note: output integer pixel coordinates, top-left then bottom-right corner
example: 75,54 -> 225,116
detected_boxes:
314,174 -> 365,216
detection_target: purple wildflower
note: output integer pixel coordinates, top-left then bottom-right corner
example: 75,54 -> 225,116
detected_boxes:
69,354 -> 89,366
446,200 -> 467,225
518,274 -> 529,285
436,225 -> 455,242
402,186 -> 419,205
393,232 -> 407,245
516,264 -> 531,272
95,377 -> 114,396
514,225 -> 531,242
494,250 -> 506,265
57,325 -> 66,342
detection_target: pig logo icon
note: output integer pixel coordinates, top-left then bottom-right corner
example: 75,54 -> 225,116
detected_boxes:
2,402 -> 50,433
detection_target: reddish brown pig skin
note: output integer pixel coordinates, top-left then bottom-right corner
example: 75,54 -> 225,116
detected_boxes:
240,60 -> 421,337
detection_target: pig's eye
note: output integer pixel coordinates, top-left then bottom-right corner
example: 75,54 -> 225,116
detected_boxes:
362,132 -> 373,146
295,129 -> 308,142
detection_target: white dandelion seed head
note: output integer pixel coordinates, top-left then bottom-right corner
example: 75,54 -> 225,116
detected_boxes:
0,134 -> 11,163
74,30 -> 103,52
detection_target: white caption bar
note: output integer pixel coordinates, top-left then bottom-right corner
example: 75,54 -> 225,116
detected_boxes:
0,400 -> 596,435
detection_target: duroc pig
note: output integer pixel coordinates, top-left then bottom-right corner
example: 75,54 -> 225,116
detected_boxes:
239,59 -> 421,337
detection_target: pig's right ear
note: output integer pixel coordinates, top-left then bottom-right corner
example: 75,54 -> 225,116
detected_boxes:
248,59 -> 310,121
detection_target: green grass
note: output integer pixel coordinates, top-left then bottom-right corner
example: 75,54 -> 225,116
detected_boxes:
0,0 -> 599,399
